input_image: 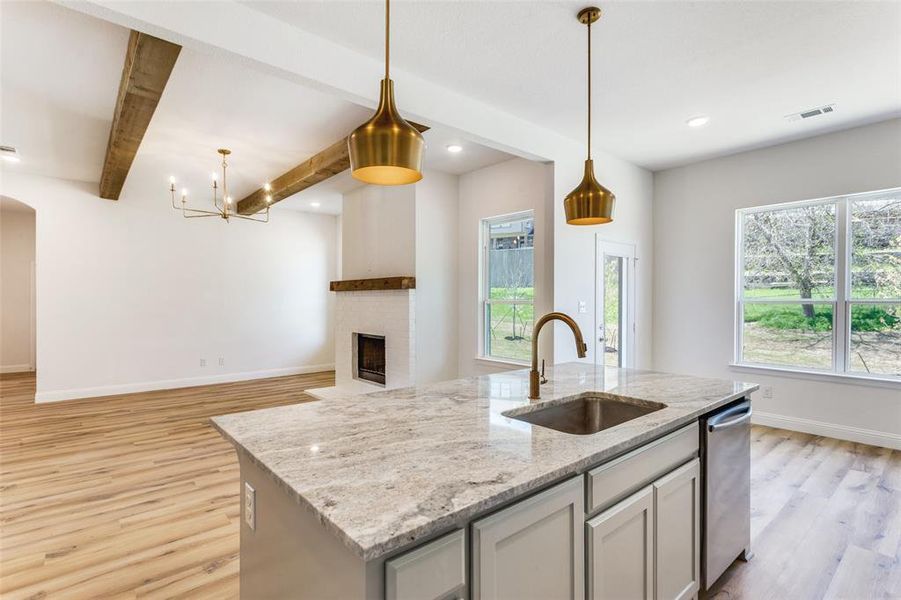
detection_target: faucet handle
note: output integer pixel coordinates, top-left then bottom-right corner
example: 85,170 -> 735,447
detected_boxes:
540,359 -> 548,385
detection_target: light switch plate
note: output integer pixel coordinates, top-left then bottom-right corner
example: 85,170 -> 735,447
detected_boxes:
244,482 -> 256,530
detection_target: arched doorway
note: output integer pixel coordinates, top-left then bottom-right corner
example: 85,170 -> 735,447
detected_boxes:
1,196 -> 36,373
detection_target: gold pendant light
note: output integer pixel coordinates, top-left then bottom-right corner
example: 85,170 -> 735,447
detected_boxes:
348,0 -> 424,185
564,7 -> 615,225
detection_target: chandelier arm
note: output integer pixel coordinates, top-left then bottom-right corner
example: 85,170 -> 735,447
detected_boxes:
181,207 -> 223,217
231,208 -> 270,223
182,212 -> 221,219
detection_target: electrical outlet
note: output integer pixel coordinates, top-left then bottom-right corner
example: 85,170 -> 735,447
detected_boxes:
761,385 -> 774,399
218,357 -> 225,367
578,300 -> 587,314
244,482 -> 255,531
199,358 -> 207,367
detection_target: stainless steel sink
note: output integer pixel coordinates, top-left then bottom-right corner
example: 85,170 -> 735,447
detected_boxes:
505,394 -> 666,435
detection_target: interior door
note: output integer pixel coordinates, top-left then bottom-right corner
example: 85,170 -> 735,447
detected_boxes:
596,239 -> 637,368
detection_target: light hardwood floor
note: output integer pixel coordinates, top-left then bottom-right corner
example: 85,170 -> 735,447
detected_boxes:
1,372 -> 898,599
706,426 -> 901,600
0,371 -> 331,599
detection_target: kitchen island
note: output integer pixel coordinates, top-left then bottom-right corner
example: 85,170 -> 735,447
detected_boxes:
212,363 -> 757,599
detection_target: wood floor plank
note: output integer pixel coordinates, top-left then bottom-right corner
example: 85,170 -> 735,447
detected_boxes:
706,426 -> 901,600
0,371 -> 332,599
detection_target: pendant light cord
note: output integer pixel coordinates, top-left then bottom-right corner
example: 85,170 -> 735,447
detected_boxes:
587,17 -> 592,161
385,0 -> 390,80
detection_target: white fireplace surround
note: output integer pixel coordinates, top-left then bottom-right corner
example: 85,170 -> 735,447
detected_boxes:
308,288 -> 415,400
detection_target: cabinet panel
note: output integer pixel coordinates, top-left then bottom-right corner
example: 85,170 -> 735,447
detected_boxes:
586,486 -> 654,600
385,529 -> 466,600
586,423 -> 698,515
654,459 -> 700,600
472,476 -> 584,600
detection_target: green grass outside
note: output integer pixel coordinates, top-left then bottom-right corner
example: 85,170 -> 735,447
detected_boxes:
744,303 -> 899,332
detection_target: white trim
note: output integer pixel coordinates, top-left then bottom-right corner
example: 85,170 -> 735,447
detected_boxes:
752,410 -> 901,450
734,187 -> 901,377
33,363 -> 335,403
595,238 -> 637,369
479,210 -> 535,362
1,364 -> 33,374
730,363 -> 900,389
473,356 -> 528,370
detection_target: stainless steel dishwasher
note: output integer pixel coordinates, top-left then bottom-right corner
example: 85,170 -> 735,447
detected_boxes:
701,398 -> 753,590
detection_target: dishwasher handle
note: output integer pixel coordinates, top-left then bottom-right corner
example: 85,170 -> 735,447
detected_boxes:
708,401 -> 752,433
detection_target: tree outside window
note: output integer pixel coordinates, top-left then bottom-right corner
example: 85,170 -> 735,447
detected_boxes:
737,190 -> 900,378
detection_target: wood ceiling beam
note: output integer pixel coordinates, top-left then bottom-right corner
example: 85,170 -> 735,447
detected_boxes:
236,122 -> 429,215
99,31 -> 181,200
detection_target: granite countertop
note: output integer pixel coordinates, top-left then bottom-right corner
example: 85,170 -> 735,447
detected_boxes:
211,363 -> 757,561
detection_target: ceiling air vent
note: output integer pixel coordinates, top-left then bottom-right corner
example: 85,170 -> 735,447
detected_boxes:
786,104 -> 835,122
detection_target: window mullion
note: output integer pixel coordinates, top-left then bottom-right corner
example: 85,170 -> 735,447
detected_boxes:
835,199 -> 849,374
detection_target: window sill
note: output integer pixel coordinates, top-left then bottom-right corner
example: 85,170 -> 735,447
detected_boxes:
729,363 -> 900,389
474,356 -> 530,370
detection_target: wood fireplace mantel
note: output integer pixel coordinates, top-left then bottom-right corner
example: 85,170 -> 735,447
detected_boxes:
329,277 -> 416,292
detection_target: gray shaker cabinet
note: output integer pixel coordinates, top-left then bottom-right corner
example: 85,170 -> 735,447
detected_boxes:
384,528 -> 467,600
471,476 -> 584,600
653,458 -> 700,600
586,486 -> 655,600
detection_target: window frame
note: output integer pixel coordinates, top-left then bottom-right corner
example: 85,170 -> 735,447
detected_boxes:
734,187 -> 900,383
480,210 -> 535,365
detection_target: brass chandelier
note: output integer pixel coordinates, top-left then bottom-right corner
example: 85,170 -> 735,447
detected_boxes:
347,0 -> 425,185
564,7 -> 615,225
169,149 -> 270,223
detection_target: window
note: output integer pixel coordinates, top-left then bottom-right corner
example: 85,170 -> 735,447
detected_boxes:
736,188 -> 900,380
481,211 -> 535,363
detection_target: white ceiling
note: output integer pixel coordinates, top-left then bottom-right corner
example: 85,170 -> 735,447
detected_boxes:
245,0 -> 901,171
0,1 -> 129,182
0,1 -> 515,215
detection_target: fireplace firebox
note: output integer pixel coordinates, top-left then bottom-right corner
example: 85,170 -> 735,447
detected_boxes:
355,333 -> 386,385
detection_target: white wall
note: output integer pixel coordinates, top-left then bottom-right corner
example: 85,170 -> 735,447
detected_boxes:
0,200 -> 36,372
1,168 -> 338,402
457,158 -> 555,377
653,118 -> 901,448
415,171 -> 459,384
552,151 -> 655,368
341,185 -> 415,279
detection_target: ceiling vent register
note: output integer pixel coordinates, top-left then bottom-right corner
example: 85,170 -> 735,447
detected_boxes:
786,104 -> 835,122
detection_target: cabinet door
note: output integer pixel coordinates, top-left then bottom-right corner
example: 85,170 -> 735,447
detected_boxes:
472,476 -> 584,600
385,529 -> 466,600
654,459 -> 700,600
586,486 -> 654,600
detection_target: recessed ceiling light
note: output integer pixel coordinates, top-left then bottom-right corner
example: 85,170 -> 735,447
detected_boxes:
1,145 -> 20,163
685,115 -> 710,128
310,201 -> 321,208
446,144 -> 463,153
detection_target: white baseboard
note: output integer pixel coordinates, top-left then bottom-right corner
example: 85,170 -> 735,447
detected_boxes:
1,364 -> 33,374
752,410 -> 901,450
34,364 -> 335,403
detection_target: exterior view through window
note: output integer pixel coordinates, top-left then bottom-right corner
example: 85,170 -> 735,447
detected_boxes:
736,188 -> 900,379
482,211 -> 535,362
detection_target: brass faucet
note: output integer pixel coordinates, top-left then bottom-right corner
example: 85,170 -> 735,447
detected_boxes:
529,312 -> 588,399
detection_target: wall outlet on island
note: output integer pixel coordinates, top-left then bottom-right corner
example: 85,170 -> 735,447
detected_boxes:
199,358 -> 207,367
244,482 -> 256,531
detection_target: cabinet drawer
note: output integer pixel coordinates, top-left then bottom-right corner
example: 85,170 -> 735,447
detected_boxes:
586,423 -> 698,515
385,529 -> 466,600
